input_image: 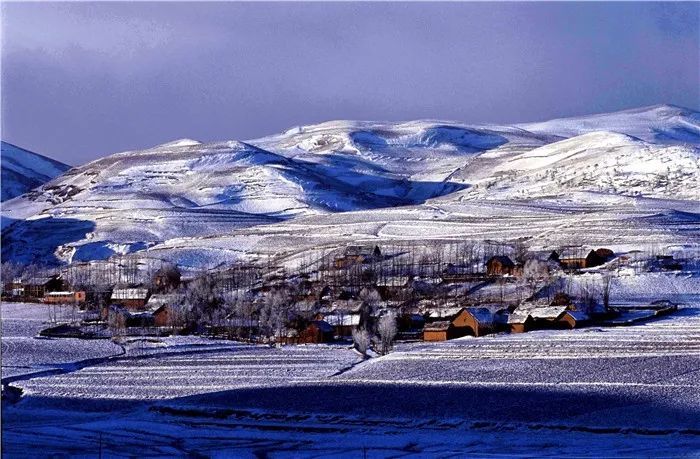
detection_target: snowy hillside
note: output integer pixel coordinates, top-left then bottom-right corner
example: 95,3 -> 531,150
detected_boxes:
1,142 -> 70,201
2,105 -> 699,266
478,131 -> 700,200
519,104 -> 700,145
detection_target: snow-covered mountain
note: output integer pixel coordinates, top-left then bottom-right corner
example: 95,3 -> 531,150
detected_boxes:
2,104 -> 699,267
1,142 -> 70,201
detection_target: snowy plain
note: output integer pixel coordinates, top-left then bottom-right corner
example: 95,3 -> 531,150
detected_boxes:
3,295 -> 700,457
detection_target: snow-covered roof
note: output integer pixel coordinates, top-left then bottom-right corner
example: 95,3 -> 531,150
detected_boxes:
424,321 -> 451,331
507,309 -> 531,324
563,310 -> 590,322
424,306 -> 463,319
529,306 -> 568,320
323,314 -> 360,327
508,300 -> 568,323
343,245 -> 379,257
146,294 -> 179,308
376,276 -> 410,287
111,288 -> 149,300
465,307 -> 495,325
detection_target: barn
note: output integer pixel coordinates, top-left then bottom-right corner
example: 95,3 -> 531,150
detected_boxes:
486,256 -> 515,276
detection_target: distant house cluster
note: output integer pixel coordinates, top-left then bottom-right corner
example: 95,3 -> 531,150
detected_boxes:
1,241 -> 685,347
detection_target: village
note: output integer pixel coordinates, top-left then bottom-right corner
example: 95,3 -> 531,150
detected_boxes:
1,241 -> 685,354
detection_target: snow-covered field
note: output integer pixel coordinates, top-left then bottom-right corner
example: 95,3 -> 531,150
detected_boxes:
3,298 -> 699,456
1,302 -> 123,379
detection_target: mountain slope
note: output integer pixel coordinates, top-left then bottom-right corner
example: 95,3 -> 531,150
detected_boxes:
1,137 -> 470,264
1,142 -> 70,201
2,105 -> 699,267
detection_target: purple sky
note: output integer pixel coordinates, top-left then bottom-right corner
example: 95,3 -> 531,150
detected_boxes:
2,2 -> 699,166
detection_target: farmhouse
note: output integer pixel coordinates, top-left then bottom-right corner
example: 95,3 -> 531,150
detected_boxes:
43,291 -> 86,304
424,308 -> 495,341
322,312 -> 361,337
334,245 -> 382,268
22,275 -> 64,300
486,256 -> 515,276
508,302 -> 588,332
558,248 -> 615,271
111,288 -> 150,310
145,294 -> 181,327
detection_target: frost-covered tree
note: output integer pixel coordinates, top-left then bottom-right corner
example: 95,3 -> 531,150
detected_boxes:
358,287 -> 381,331
352,327 -> 371,357
521,258 -> 551,299
377,312 -> 397,355
259,289 -> 291,342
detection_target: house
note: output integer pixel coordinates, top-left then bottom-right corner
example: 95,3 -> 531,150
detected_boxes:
299,320 -> 335,343
558,310 -> 590,329
323,313 -> 361,337
423,308 -> 494,341
146,295 -> 181,327
43,291 -> 86,304
559,257 -> 588,271
23,275 -> 64,300
111,288 -> 150,310
375,276 -> 410,300
507,307 -> 535,333
423,321 -> 452,341
334,245 -> 382,268
584,248 -> 615,268
486,256 -> 515,276
3,277 -> 24,298
559,248 -> 615,271
459,308 -> 496,337
508,302 -> 581,332
152,267 -> 181,292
